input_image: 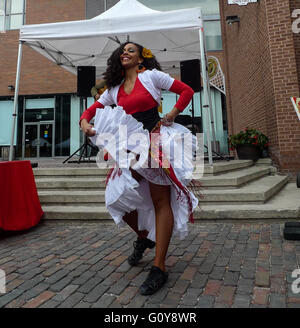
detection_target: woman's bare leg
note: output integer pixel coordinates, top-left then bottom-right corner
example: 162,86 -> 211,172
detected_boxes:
149,182 -> 174,272
122,210 -> 148,239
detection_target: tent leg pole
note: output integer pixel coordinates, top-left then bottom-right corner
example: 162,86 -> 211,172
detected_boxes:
199,26 -> 218,154
9,41 -> 23,162
199,27 -> 213,165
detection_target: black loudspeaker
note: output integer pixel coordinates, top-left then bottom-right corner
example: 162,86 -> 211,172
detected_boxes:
77,66 -> 96,97
180,59 -> 201,92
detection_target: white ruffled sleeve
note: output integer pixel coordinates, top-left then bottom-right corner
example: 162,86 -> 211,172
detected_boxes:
151,69 -> 175,91
98,89 -> 115,106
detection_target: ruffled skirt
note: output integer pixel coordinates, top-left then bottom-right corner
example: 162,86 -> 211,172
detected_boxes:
90,106 -> 199,242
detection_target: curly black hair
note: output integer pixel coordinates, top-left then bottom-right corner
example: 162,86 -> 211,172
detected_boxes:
103,42 -> 162,89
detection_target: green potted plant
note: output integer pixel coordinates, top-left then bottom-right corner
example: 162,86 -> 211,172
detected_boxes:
228,128 -> 270,161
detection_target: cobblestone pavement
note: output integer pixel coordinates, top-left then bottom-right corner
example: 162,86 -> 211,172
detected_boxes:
0,220 -> 300,308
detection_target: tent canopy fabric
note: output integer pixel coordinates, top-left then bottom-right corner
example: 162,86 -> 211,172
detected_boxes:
19,0 -> 203,77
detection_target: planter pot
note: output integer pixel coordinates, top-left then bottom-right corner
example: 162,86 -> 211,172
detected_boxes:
260,148 -> 269,158
236,144 -> 260,161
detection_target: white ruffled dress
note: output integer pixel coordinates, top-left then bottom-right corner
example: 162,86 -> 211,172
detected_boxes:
90,106 -> 199,241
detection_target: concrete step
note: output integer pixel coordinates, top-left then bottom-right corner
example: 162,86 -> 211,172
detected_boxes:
41,205 -> 111,220
35,166 -> 270,191
199,174 -> 289,204
38,174 -> 288,206
33,167 -> 110,178
196,166 -> 272,189
38,190 -> 105,205
41,183 -> 300,221
33,160 -> 257,180
198,183 -> 300,220
36,177 -> 107,190
197,159 -> 254,176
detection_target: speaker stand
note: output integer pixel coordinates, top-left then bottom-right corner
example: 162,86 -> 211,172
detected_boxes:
63,135 -> 98,164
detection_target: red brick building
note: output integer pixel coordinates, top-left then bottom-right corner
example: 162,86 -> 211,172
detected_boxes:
220,0 -> 300,177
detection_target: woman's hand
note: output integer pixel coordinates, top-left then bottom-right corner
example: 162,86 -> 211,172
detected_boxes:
161,108 -> 180,126
80,119 -> 96,137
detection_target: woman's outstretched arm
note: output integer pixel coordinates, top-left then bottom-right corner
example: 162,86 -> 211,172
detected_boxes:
80,101 -> 104,136
163,80 -> 194,123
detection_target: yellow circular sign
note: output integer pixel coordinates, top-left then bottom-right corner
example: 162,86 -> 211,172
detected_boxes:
208,57 -> 219,79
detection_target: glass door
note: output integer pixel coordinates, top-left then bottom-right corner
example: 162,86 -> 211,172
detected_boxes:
39,123 -> 53,157
23,124 -> 38,158
23,122 -> 54,158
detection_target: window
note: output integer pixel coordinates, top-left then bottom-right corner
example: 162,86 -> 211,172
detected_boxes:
85,0 -> 222,50
139,0 -> 219,15
0,0 -> 26,31
139,0 -> 222,50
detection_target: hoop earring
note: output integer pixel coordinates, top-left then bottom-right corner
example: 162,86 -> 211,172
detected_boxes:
136,63 -> 146,73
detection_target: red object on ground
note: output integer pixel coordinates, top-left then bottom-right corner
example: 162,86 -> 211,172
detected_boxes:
0,160 -> 44,231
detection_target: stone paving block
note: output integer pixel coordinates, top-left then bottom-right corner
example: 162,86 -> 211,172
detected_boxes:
161,292 -> 181,307
241,266 -> 256,280
204,280 -> 222,296
189,257 -> 204,267
270,277 -> 286,294
166,272 -> 181,288
69,264 -> 92,278
20,282 -> 50,301
117,286 -> 139,305
180,292 -> 198,306
256,271 -> 270,287
89,260 -> 109,273
180,266 -> 197,281
145,285 -> 168,304
127,293 -> 148,308
115,260 -> 131,273
72,271 -> 96,285
196,295 -> 215,308
209,266 -> 225,280
44,269 -> 70,285
23,291 -> 55,308
108,277 -> 130,295
53,284 -> 79,302
236,278 -> 254,295
49,276 -> 73,292
90,293 -> 116,308
57,292 -> 85,308
84,284 -> 110,303
271,256 -> 283,266
232,294 -> 251,308
129,271 -> 148,287
18,276 -> 45,291
173,279 -> 190,294
172,260 -> 188,273
252,287 -> 270,306
269,293 -> 286,308
190,273 -> 208,289
216,286 -> 236,306
0,289 -> 25,307
124,266 -> 144,280
199,261 -> 215,274
216,257 -> 230,267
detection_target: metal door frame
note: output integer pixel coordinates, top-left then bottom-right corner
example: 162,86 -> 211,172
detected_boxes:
22,121 -> 55,159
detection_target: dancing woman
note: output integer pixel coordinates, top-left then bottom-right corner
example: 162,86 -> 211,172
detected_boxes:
80,42 -> 198,295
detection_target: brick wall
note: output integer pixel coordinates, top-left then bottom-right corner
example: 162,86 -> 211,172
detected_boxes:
220,0 -> 300,176
0,0 -> 85,97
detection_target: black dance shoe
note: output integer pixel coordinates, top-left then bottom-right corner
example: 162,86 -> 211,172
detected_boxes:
127,237 -> 156,266
140,266 -> 169,295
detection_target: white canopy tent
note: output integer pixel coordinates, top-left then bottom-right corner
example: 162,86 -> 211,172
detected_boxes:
9,0 -> 216,163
